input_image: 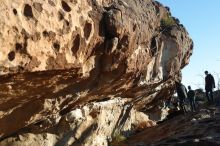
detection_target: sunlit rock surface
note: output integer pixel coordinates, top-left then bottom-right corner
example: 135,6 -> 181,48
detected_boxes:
0,0 -> 193,145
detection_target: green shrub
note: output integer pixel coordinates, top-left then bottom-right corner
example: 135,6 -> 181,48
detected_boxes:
161,14 -> 176,27
110,131 -> 127,146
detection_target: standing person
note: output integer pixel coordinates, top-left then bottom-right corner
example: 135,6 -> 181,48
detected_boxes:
187,86 -> 196,112
175,81 -> 187,114
204,71 -> 215,103
164,96 -> 172,109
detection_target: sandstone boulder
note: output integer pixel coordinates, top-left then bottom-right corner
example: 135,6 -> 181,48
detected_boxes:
0,0 -> 193,145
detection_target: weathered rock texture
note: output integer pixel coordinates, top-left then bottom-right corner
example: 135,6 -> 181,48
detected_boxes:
122,106 -> 220,146
0,0 -> 193,145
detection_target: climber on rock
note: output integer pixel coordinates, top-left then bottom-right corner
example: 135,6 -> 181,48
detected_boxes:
175,81 -> 187,114
187,86 -> 196,112
204,71 -> 215,104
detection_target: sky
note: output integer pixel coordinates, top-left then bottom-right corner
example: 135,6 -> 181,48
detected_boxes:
157,0 -> 220,90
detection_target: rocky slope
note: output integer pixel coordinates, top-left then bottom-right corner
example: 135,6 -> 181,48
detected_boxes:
0,0 -> 193,145
121,104 -> 220,146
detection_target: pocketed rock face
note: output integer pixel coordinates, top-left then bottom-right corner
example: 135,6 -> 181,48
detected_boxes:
0,0 -> 193,145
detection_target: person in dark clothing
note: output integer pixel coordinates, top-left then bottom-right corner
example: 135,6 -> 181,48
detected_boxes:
175,82 -> 187,114
187,86 -> 196,112
204,71 -> 215,103
164,96 -> 172,109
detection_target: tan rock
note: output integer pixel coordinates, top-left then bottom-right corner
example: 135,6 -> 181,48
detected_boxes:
0,0 -> 193,145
